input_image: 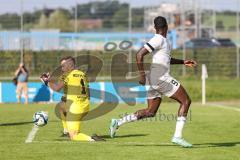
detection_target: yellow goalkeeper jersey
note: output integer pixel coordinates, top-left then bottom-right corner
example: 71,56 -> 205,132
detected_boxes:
60,69 -> 89,101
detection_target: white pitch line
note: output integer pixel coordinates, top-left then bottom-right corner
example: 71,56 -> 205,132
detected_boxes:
25,125 -> 39,143
208,103 -> 240,112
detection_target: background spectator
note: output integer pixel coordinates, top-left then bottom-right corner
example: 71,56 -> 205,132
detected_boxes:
15,63 -> 29,104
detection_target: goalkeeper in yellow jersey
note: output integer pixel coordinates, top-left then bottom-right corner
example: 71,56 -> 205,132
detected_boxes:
41,56 -> 104,141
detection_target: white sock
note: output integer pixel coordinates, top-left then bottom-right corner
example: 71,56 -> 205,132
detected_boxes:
63,128 -> 68,134
173,116 -> 186,138
117,114 -> 138,126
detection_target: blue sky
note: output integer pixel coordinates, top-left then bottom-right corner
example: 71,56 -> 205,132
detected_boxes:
0,0 -> 239,14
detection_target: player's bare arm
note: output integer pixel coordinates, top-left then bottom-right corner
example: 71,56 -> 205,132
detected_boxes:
170,58 -> 197,67
15,63 -> 23,76
20,67 -> 27,75
136,47 -> 149,85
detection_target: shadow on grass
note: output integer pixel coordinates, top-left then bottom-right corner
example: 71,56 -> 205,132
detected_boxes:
0,121 -> 33,126
100,134 -> 149,139
193,142 -> 240,148
0,120 -> 59,127
119,144 -> 176,147
54,139 -> 70,141
117,142 -> 240,148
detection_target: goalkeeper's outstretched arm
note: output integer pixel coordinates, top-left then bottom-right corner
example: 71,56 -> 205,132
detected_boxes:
48,80 -> 64,92
40,73 -> 64,92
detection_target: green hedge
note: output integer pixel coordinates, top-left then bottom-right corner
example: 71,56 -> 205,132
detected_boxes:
0,49 -> 239,101
0,47 -> 238,78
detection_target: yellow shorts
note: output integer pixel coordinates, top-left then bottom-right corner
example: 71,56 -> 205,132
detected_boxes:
66,97 -> 89,132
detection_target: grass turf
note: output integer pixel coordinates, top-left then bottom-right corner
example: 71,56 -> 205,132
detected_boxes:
0,103 -> 239,160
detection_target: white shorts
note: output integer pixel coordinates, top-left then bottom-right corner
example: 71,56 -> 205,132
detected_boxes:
146,73 -> 180,99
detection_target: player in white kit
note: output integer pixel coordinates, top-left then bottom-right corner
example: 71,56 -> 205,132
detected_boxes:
109,16 -> 197,148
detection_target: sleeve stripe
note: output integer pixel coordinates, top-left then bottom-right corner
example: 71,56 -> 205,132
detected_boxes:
146,43 -> 155,52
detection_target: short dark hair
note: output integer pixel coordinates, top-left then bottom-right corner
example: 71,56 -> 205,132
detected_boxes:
60,56 -> 75,65
154,16 -> 168,30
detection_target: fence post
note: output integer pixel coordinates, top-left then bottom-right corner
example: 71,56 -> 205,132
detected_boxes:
201,64 -> 208,105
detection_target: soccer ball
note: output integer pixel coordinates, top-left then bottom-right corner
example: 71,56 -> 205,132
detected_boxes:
33,111 -> 48,127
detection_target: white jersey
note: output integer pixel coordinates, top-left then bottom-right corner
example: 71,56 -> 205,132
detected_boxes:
144,34 -> 171,74
144,34 -> 180,98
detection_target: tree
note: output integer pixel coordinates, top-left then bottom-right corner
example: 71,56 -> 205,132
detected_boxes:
112,4 -> 129,29
35,13 -> 48,29
0,13 -> 20,29
73,1 -> 121,19
132,8 -> 144,29
48,9 -> 71,32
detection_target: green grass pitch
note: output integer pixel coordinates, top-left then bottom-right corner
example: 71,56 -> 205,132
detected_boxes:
0,103 -> 239,160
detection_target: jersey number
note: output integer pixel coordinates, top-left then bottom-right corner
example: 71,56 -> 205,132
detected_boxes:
171,79 -> 178,86
80,79 -> 86,94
